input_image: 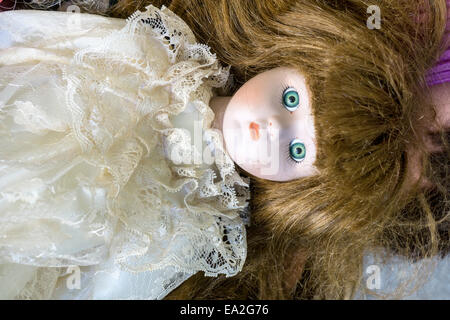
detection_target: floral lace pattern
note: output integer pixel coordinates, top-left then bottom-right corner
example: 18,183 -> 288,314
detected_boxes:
0,5 -> 250,299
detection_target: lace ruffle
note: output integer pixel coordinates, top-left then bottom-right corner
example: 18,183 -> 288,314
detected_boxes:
0,5 -> 250,299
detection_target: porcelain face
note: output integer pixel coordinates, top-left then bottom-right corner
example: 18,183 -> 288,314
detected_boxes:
222,67 -> 318,181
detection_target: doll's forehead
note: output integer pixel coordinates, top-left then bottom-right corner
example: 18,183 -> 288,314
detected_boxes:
247,66 -> 311,98
263,66 -> 307,80
237,65 -> 315,118
274,66 -> 313,107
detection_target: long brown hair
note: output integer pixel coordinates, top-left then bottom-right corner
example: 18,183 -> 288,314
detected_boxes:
110,0 -> 449,299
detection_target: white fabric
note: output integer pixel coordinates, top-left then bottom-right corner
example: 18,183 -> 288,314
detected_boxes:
0,5 -> 250,299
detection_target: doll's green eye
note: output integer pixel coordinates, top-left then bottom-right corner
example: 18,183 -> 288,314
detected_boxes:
289,139 -> 306,162
282,87 -> 300,111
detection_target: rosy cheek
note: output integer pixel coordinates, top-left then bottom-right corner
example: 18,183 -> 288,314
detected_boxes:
249,122 -> 260,141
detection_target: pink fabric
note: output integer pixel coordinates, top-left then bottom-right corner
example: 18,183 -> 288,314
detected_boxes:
426,0 -> 450,86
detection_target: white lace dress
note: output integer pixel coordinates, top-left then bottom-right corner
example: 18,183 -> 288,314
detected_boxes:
0,5 -> 250,299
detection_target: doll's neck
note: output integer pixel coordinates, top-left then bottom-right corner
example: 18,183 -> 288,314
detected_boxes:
209,96 -> 232,133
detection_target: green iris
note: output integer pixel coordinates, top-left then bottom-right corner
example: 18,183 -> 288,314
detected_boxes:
283,88 -> 300,111
289,139 -> 306,162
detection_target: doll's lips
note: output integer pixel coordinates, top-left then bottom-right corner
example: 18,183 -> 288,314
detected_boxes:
249,122 -> 260,141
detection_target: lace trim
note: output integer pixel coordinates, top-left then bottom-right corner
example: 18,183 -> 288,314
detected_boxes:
0,5 -> 250,299
65,4 -> 250,276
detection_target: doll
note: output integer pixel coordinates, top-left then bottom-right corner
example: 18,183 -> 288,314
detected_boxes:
0,5 -> 253,299
1,0 -> 449,300
109,0 -> 449,299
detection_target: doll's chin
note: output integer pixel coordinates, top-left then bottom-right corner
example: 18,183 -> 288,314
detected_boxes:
233,161 -> 279,180
232,160 -> 258,177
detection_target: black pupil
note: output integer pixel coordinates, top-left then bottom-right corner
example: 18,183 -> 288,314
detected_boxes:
295,147 -> 302,154
289,95 -> 296,103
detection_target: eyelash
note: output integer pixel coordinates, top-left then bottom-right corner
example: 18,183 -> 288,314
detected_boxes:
281,83 -> 303,166
280,83 -> 291,109
285,146 -> 304,166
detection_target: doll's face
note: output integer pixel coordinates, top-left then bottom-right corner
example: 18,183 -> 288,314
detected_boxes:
222,67 -> 318,181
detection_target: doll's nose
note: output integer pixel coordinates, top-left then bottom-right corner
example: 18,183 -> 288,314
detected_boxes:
249,121 -> 260,141
248,118 -> 280,141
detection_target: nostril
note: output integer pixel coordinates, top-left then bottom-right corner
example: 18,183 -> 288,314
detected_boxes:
249,121 -> 260,141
